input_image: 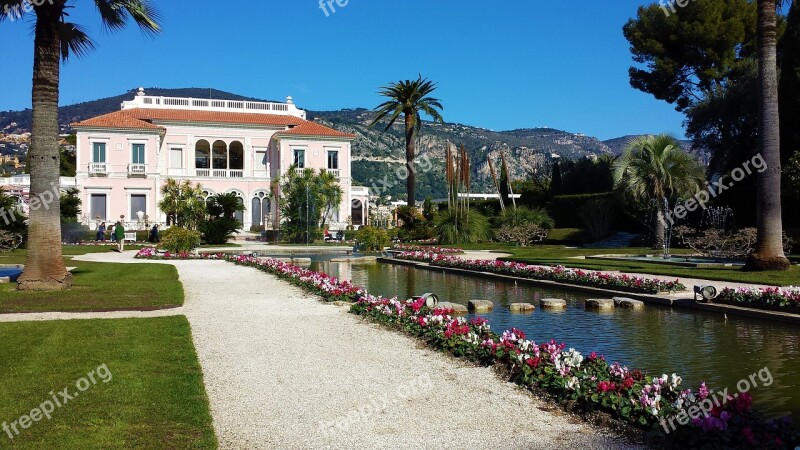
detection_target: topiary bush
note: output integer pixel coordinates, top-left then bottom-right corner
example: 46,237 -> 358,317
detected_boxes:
159,226 -> 201,253
355,226 -> 390,251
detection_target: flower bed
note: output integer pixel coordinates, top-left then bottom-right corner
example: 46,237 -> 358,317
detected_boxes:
228,255 -> 363,303
397,252 -> 685,294
220,255 -> 795,448
391,244 -> 464,254
134,248 -> 224,260
717,287 -> 800,312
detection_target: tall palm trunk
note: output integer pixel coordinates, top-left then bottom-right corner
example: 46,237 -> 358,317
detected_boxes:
404,113 -> 416,206
18,16 -> 72,290
745,0 -> 791,271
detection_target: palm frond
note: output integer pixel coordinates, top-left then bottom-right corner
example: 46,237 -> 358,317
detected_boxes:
58,22 -> 95,60
0,0 -> 25,22
95,0 -> 160,35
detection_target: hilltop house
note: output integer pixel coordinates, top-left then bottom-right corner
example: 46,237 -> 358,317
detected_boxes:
68,89 -> 367,232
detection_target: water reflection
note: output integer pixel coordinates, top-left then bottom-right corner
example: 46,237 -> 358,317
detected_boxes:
311,259 -> 799,418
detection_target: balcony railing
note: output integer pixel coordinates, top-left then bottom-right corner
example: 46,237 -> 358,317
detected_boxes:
194,169 -> 245,178
128,163 -> 146,177
295,167 -> 307,175
325,169 -> 340,178
89,162 -> 108,175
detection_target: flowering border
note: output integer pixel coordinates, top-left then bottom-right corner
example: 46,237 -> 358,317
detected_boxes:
717,287 -> 800,312
223,255 -> 795,447
391,244 -> 464,254
396,252 -> 685,294
134,248 -> 224,260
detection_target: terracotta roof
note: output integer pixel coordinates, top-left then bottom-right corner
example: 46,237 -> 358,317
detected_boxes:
71,108 -> 354,139
274,121 -> 356,139
71,110 -> 162,130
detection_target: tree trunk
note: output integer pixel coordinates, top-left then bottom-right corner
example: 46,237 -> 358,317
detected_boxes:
17,14 -> 72,291
404,113 -> 416,207
652,207 -> 666,250
745,0 -> 791,271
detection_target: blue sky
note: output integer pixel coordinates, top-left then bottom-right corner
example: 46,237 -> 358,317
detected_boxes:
0,0 -> 685,140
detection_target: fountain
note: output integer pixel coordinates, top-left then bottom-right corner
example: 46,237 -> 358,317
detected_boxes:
701,206 -> 736,232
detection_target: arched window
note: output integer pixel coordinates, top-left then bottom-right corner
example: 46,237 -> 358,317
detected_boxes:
251,191 -> 271,227
195,140 -> 210,169
212,140 -> 227,169
229,141 -> 244,171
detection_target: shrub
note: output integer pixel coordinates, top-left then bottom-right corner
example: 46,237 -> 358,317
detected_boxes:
673,226 -> 793,258
496,206 -> 555,229
396,206 -> 434,242
495,224 -> 549,246
159,226 -> 201,253
356,226 -> 390,251
435,209 -> 490,245
200,218 -> 239,245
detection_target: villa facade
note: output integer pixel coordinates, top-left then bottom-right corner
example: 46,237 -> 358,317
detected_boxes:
69,89 -> 366,231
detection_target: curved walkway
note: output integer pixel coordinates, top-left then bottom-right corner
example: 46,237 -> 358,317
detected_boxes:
61,251 -> 638,449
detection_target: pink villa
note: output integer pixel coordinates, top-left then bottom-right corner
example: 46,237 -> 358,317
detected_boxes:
65,88 -> 368,232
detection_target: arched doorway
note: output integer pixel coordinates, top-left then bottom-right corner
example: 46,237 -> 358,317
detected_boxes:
251,191 -> 271,229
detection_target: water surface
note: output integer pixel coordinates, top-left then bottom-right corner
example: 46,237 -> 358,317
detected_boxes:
310,258 -> 799,418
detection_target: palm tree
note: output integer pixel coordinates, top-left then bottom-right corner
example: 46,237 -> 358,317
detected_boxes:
613,134 -> 706,250
745,0 -> 791,271
319,169 -> 343,230
2,1 -> 160,291
158,179 -> 206,231
371,76 -> 444,206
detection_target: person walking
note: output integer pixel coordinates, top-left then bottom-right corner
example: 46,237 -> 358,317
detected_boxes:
114,221 -> 126,252
149,224 -> 160,243
96,222 -> 106,242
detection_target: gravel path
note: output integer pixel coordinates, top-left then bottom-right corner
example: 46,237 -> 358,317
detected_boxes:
70,251 -> 639,449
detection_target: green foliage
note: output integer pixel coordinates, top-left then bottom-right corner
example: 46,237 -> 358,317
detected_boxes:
159,227 -> 201,253
355,226 -> 390,251
435,208 -> 490,245
396,206 -> 434,241
613,135 -> 706,204
781,1 -> 800,165
623,0 -> 758,112
60,147 -> 76,177
496,207 -> 554,229
158,179 -> 206,231
60,187 -> 81,220
200,193 -> 244,245
0,187 -> 26,236
786,151 -> 800,197
278,167 -> 342,244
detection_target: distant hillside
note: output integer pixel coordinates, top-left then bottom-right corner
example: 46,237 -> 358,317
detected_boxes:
308,108 -> 615,200
1,88 -> 656,201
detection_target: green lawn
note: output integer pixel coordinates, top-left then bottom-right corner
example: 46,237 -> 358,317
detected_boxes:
0,247 -> 182,314
0,316 -> 216,449
456,243 -> 800,286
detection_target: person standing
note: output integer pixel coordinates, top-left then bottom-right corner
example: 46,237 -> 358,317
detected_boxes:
108,223 -> 116,243
115,221 -> 126,252
149,224 -> 160,243
97,222 -> 106,242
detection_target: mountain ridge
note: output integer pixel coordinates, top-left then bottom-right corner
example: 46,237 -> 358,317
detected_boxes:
0,88 -> 675,200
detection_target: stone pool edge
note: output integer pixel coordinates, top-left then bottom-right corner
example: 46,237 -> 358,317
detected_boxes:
378,257 -> 800,326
